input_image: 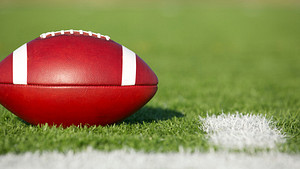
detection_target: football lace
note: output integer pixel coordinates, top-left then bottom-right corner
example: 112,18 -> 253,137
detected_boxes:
40,29 -> 110,40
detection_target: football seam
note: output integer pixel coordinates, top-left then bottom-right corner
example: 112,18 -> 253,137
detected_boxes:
0,83 -> 157,87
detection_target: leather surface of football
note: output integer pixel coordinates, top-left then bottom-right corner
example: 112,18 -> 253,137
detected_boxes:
0,30 -> 158,127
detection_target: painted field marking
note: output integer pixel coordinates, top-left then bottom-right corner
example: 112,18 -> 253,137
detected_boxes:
0,148 -> 299,169
199,112 -> 286,150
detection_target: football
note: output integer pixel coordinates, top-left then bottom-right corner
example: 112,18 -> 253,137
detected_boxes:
0,30 -> 158,127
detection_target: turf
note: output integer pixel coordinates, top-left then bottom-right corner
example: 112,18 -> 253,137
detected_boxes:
0,1 -> 299,154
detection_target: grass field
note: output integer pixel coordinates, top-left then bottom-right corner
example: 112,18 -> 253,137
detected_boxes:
0,0 -> 299,156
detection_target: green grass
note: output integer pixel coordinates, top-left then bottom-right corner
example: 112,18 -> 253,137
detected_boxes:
0,1 -> 299,154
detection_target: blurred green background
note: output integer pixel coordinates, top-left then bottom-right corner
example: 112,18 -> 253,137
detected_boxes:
0,0 -> 299,153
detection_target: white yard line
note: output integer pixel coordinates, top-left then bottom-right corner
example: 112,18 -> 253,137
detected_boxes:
199,112 -> 286,150
0,149 -> 299,169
